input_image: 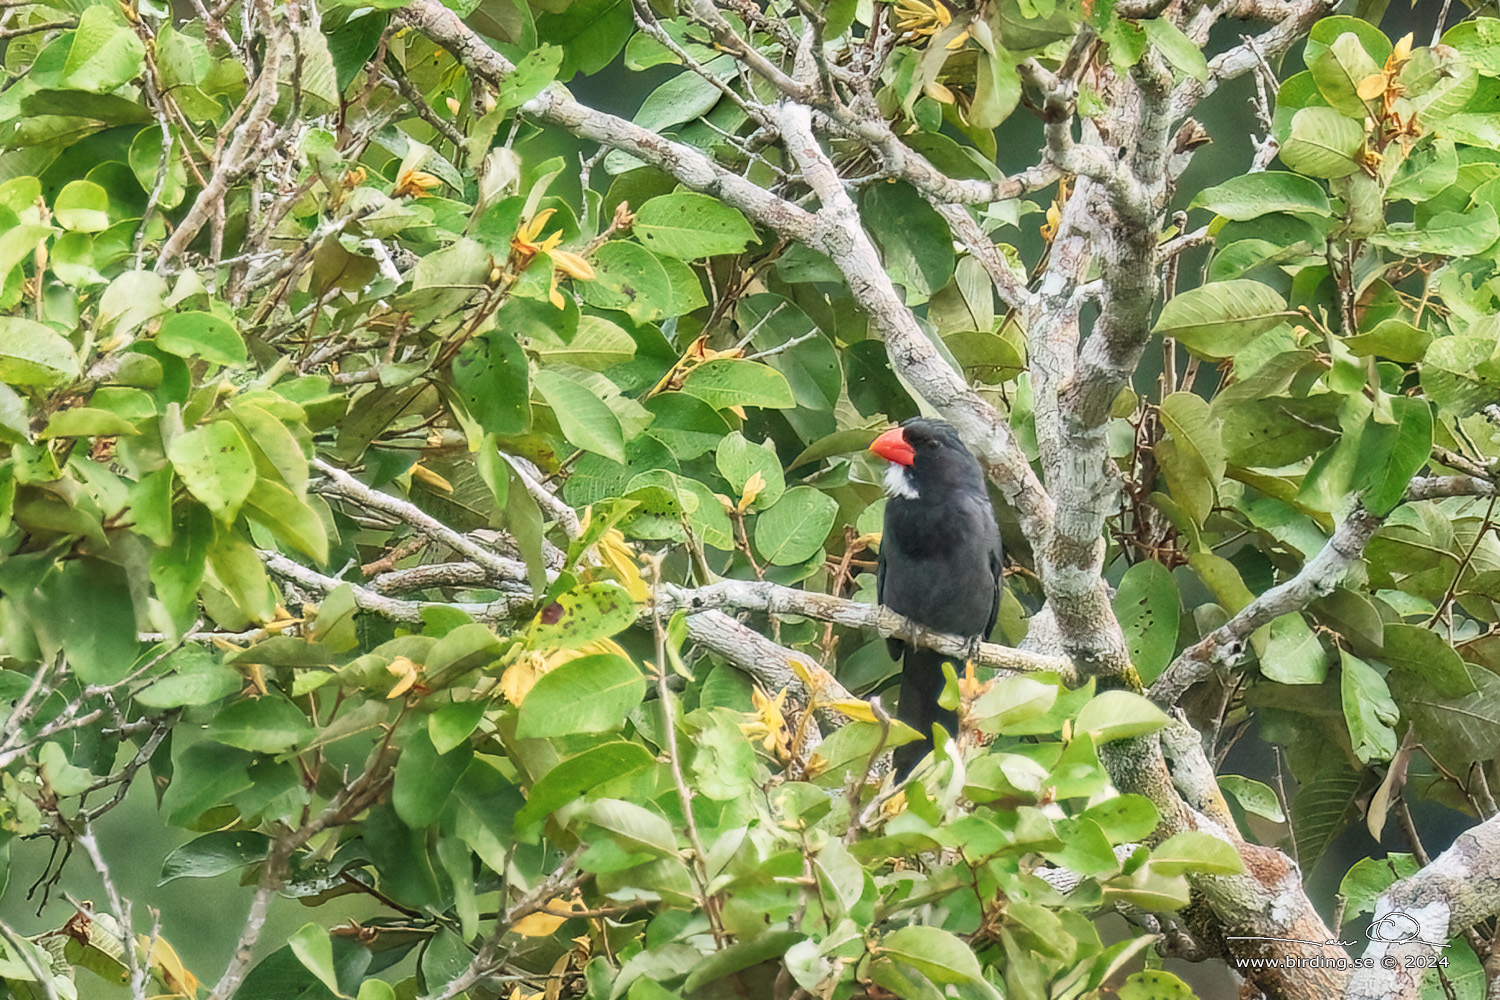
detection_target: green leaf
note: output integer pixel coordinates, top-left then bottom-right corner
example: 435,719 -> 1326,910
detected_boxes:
1388,137 -> 1458,203
288,923 -> 341,997
1081,794 -> 1160,843
1112,560 -> 1181,684
393,725 -> 473,827
0,382 -> 27,445
1218,774 -> 1286,822
515,741 -> 656,830
1291,740 -> 1362,867
358,981 -> 397,1000
1379,623 -> 1476,697
150,501 -> 211,626
879,926 -> 993,990
576,240 -> 672,322
29,558 -> 140,685
1369,204 -> 1500,257
677,358 -> 795,410
754,485 -> 838,565
159,830 -> 272,885
230,401 -> 309,493
1149,830 -> 1243,875
737,294 -> 842,412
1359,396 -> 1431,516
62,6 -> 146,93
716,432 -> 786,509
515,652 -> 646,737
863,182 -> 955,302
454,331 -> 531,436
573,797 -> 679,856
971,676 -> 1059,734
1074,690 -> 1171,742
687,708 -> 758,800
1400,44 -> 1475,119
1340,648 -> 1398,763
206,696 -> 315,754
1278,106 -> 1366,179
1191,172 -> 1331,220
1343,319 -> 1431,363
0,317 -> 81,387
1423,333 -> 1500,415
533,314 -> 635,369
0,217 -> 54,284
535,368 -> 626,463
645,394 -> 731,459
633,192 -> 756,260
37,742 -> 93,797
1257,612 -> 1327,684
529,582 -> 637,649
98,270 -> 169,338
245,478 -> 329,563
1339,853 -> 1419,919
1156,391 -> 1225,526
1142,17 -> 1207,80
1309,32 -> 1382,118
169,421 -> 258,522
627,980 -> 682,1000
683,932 -> 806,993
54,180 -> 109,232
426,622 -> 505,686
536,0 -> 633,76
1152,280 -> 1288,359
1043,816 -> 1121,876
969,45 -> 1021,129
1307,14 -> 1391,64
160,743 -> 254,827
136,647 -> 241,708
1220,392 -> 1341,467
1118,970 -> 1199,1000
429,700 -> 489,754
40,407 -> 139,439
1391,661 -> 1500,772
156,310 -> 248,366
157,24 -> 210,88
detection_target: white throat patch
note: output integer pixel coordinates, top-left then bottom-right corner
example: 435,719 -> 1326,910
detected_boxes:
883,464 -> 919,500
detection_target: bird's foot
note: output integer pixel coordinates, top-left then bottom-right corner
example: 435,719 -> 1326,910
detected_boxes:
961,634 -> 984,665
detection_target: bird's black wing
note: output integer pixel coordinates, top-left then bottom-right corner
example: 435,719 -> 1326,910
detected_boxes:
986,546 -> 1002,640
877,537 -> 905,660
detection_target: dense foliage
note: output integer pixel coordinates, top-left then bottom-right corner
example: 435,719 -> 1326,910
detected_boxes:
4,0 -> 1500,997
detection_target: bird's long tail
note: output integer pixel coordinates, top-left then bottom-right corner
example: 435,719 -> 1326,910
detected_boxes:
892,647 -> 959,778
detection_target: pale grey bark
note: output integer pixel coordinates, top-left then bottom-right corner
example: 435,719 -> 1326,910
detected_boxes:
1347,811 -> 1500,1000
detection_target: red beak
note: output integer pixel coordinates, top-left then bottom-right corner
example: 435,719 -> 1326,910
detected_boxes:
870,426 -> 915,467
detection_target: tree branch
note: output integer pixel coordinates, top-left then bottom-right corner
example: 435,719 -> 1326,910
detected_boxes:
397,0 -> 821,246
155,0 -> 286,272
1152,476 -> 1498,704
773,99 -> 1054,542
1347,811 -> 1500,1000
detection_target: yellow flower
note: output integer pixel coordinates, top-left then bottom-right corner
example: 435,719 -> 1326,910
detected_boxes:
894,0 -> 949,34
501,639 -> 631,705
391,167 -> 443,199
511,209 -> 596,308
551,248 -> 595,280
893,0 -> 969,49
739,685 -> 792,760
646,334 -> 747,397
386,655 -> 422,699
513,208 -> 561,258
